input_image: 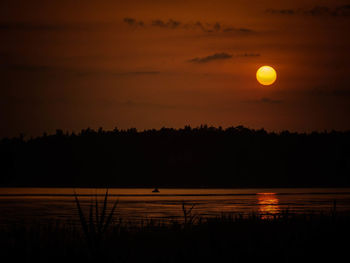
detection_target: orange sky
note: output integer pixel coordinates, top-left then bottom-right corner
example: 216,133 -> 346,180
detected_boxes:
1,0 -> 350,137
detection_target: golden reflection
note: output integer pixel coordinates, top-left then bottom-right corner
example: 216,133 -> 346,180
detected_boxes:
257,193 -> 280,219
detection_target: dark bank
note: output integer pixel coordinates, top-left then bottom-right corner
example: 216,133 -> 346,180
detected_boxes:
1,126 -> 349,188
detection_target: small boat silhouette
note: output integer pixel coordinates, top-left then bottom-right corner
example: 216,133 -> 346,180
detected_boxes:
152,187 -> 160,193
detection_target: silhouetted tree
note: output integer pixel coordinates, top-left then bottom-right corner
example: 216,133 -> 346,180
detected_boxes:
0,125 -> 349,187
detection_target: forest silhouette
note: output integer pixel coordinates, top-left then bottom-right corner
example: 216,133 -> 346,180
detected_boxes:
0,125 -> 349,188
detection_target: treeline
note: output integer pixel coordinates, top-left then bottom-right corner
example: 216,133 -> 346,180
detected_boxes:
0,125 -> 349,187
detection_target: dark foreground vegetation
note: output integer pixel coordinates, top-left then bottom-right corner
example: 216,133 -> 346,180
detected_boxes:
1,211 -> 349,263
1,125 -> 350,187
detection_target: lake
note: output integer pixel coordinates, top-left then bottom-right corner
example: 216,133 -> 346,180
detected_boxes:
1,188 -> 350,225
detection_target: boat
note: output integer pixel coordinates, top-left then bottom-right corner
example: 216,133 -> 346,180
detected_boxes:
152,187 -> 160,193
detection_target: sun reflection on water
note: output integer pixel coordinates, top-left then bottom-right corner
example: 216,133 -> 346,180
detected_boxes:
257,193 -> 280,219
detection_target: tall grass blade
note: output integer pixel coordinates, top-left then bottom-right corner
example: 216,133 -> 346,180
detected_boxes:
95,194 -> 100,231
88,200 -> 96,237
188,204 -> 195,214
102,198 -> 119,233
74,190 -> 89,238
99,189 -> 109,232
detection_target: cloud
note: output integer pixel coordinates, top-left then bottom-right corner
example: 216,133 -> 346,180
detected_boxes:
151,19 -> 181,29
191,22 -> 255,34
123,18 -> 255,34
223,27 -> 254,33
265,9 -> 297,15
123,18 -> 144,27
187,52 -> 260,63
191,21 -> 216,32
266,5 -> 350,17
123,17 -> 182,29
188,53 -> 232,63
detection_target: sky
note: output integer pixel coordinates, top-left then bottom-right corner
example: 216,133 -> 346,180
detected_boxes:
1,0 -> 350,138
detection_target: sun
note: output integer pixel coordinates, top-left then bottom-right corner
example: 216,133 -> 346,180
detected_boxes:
256,66 -> 277,86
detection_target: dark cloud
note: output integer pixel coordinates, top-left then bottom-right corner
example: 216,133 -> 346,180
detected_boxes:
151,19 -> 181,29
123,18 -> 144,27
222,27 -> 255,34
188,53 -> 232,63
123,18 -> 255,34
193,21 -> 218,32
193,21 -> 210,32
213,22 -> 221,31
305,6 -> 332,16
192,22 -> 254,34
187,52 -> 260,63
151,19 -> 166,27
265,9 -> 296,15
266,5 -> 350,17
123,18 -> 181,29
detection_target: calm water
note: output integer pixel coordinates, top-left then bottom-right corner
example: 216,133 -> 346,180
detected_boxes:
1,188 -> 350,225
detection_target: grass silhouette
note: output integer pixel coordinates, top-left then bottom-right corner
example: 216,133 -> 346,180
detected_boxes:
74,189 -> 119,259
182,202 -> 198,226
1,198 -> 349,263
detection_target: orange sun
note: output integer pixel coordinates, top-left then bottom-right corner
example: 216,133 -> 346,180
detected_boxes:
256,66 -> 277,86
